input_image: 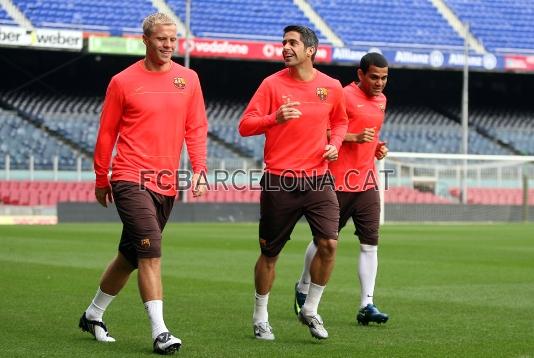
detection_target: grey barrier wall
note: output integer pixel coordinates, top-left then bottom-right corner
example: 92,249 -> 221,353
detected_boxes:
58,203 -> 533,223
58,203 -> 261,222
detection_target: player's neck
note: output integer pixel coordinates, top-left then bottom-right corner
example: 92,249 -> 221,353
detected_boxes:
288,63 -> 316,82
143,58 -> 172,72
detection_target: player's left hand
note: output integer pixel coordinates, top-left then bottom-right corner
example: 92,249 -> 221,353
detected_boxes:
95,185 -> 113,207
375,142 -> 388,160
192,172 -> 208,197
323,144 -> 338,161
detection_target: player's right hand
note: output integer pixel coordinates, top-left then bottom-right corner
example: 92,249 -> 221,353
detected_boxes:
95,186 -> 113,207
356,127 -> 376,143
276,101 -> 301,124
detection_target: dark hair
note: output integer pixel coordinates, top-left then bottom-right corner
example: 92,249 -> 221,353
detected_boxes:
283,25 -> 319,61
359,52 -> 388,74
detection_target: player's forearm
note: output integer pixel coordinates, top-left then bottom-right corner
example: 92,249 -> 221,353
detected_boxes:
185,138 -> 207,174
184,117 -> 208,173
93,127 -> 118,187
329,123 -> 348,150
93,151 -> 113,188
238,112 -> 277,136
344,132 -> 359,142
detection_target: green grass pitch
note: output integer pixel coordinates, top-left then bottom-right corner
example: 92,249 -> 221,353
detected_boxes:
0,223 -> 533,357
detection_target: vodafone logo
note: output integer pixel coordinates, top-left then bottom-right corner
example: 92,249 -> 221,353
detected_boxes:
183,39 -> 249,55
177,37 -> 332,62
262,44 -> 282,58
183,39 -> 195,53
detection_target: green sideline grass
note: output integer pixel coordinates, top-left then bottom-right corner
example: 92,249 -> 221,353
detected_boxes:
0,223 -> 533,357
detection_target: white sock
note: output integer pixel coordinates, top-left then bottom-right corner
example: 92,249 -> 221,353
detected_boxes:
253,292 -> 269,324
359,244 -> 378,308
301,282 -> 325,317
144,300 -> 169,340
85,287 -> 115,322
297,240 -> 317,294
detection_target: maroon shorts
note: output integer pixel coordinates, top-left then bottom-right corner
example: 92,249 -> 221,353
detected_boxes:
337,189 -> 380,245
258,173 -> 339,257
111,181 -> 175,268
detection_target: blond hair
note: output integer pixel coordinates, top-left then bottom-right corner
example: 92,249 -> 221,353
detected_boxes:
142,13 -> 176,36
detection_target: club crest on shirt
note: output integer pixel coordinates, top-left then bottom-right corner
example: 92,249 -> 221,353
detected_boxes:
140,238 -> 151,249
378,103 -> 385,112
316,87 -> 328,101
173,77 -> 186,89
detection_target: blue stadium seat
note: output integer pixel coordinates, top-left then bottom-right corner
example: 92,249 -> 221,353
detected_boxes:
0,7 -> 17,25
445,0 -> 534,52
12,0 -> 156,34
0,107 -> 88,170
166,0 -> 329,42
309,0 -> 463,48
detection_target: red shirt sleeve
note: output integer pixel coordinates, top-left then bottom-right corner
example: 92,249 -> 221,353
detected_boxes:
328,88 -> 348,150
185,73 -> 208,174
238,80 -> 278,137
93,78 -> 123,188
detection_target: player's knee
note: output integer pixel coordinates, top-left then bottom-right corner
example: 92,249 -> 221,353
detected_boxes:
259,236 -> 285,257
256,253 -> 278,270
137,257 -> 161,269
119,247 -> 139,269
315,237 -> 337,257
116,252 -> 136,271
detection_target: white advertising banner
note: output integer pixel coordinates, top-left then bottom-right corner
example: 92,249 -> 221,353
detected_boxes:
0,26 -> 31,46
0,26 -> 83,50
31,28 -> 83,50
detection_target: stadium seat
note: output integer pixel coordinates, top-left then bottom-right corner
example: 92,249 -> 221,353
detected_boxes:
308,0 -> 463,48
445,0 -> 534,52
12,0 -> 157,35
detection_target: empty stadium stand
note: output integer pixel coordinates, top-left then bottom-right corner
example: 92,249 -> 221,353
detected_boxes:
0,108 -> 87,170
0,7 -> 16,25
184,184 -> 261,203
468,106 -> 534,155
445,0 -> 534,52
449,187 -> 534,205
384,186 -> 452,204
0,180 -> 95,206
11,0 -> 156,34
166,0 -> 327,42
0,179 -> 455,206
3,0 -> 534,54
2,88 -> 523,172
1,90 -> 253,169
308,0 -> 463,48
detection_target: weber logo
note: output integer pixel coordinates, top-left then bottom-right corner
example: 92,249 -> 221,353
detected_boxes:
0,26 -> 31,46
32,29 -> 83,50
0,26 -> 82,50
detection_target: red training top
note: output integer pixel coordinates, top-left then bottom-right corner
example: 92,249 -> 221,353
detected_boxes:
330,82 -> 387,192
239,68 -> 348,177
94,60 -> 208,196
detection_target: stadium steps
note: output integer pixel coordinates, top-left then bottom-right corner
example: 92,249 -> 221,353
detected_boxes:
432,104 -> 522,155
0,95 -> 92,162
429,0 -> 486,54
151,0 -> 186,37
207,131 -> 256,162
0,0 -> 33,29
294,0 -> 343,46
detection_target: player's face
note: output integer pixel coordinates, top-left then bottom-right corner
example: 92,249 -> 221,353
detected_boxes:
282,31 -> 314,67
143,24 -> 177,66
357,65 -> 388,97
